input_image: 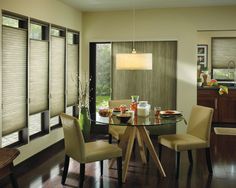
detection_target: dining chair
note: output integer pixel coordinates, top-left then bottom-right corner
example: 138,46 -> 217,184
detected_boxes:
108,99 -> 132,144
0,148 -> 20,188
158,105 -> 214,178
60,113 -> 122,187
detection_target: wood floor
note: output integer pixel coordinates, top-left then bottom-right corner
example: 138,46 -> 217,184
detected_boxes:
1,130 -> 236,188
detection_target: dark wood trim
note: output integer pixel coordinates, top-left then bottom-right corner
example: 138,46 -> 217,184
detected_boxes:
89,42 -> 97,129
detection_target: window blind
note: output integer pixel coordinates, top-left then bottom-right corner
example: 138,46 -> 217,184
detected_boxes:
2,26 -> 27,136
50,36 -> 65,117
212,38 -> 236,68
29,40 -> 49,114
67,44 -> 79,106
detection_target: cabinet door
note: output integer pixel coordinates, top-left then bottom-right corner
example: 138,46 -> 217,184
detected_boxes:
218,90 -> 236,123
197,90 -> 218,122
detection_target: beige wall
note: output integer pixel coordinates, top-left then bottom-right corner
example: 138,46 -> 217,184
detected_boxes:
82,6 -> 236,132
0,0 -> 82,163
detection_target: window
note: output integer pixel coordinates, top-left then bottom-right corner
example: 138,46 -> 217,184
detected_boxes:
2,16 -> 18,28
2,132 -> 20,147
2,13 -> 27,143
29,113 -> 42,136
29,21 -> 49,138
1,10 -> 80,147
67,31 -> 79,107
96,43 -> 112,110
30,23 -> 42,40
50,27 -> 65,128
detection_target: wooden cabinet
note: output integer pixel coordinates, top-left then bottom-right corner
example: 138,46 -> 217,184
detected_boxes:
218,90 -> 236,123
198,89 -> 236,123
197,89 -> 218,122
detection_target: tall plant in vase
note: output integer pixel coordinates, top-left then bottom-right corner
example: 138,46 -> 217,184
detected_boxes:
74,74 -> 92,142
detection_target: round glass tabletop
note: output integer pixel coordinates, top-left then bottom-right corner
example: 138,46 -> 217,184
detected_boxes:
90,111 -> 185,127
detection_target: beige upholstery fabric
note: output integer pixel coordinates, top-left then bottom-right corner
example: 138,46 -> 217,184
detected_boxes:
60,113 -> 122,163
158,105 -> 214,152
108,99 -> 132,140
85,141 -> 122,163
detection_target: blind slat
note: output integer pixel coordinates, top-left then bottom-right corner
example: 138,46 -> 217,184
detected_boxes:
2,26 -> 27,135
50,37 -> 65,117
29,40 -> 49,114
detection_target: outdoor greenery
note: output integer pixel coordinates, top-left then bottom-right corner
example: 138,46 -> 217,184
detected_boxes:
96,96 -> 110,110
96,44 -> 111,96
96,44 -> 111,109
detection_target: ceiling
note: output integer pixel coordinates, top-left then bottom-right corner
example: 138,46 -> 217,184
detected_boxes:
59,0 -> 236,12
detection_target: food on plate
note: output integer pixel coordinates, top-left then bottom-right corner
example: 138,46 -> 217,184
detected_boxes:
113,107 -> 120,112
164,110 -> 175,114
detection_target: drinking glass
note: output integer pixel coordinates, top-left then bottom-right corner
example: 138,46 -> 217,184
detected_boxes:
154,106 -> 161,117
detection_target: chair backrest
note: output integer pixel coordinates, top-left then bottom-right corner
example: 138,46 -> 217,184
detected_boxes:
109,99 -> 132,108
187,105 -> 214,145
60,113 -> 85,162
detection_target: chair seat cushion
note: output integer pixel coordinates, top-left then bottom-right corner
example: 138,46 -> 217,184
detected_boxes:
158,134 -> 208,151
109,126 -> 127,140
85,141 -> 122,163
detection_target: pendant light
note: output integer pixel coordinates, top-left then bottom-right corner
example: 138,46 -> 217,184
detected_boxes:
116,8 -> 152,70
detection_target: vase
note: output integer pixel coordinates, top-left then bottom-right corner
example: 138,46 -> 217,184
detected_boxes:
79,106 -> 91,142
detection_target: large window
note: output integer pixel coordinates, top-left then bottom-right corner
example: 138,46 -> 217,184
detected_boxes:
29,20 -> 49,138
2,13 -> 28,146
96,43 -> 112,110
50,27 -> 66,127
1,11 -> 80,147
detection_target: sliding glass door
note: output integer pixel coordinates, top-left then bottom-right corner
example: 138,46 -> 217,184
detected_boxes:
89,42 -> 112,123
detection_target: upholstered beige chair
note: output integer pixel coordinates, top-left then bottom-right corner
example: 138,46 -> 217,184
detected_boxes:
60,113 -> 122,187
158,105 -> 214,178
108,99 -> 132,143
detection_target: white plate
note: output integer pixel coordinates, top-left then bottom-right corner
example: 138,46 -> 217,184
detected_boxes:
160,110 -> 181,115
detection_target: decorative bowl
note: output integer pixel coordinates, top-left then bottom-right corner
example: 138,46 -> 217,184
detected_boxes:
98,108 -> 110,117
116,114 -> 131,123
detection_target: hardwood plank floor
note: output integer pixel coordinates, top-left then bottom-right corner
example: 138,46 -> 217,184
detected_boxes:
1,130 -> 236,188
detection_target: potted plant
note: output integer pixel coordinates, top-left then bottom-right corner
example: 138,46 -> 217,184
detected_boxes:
197,77 -> 202,87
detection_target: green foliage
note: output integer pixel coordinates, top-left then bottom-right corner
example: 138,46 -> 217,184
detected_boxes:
96,96 -> 110,110
96,44 -> 111,96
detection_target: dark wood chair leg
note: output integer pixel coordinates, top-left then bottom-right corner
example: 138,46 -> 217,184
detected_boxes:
176,152 -> 180,179
146,148 -> 150,162
100,160 -> 103,176
188,150 -> 193,165
61,155 -> 70,185
9,164 -> 19,188
159,144 -> 162,161
205,148 -> 213,174
79,163 -> 85,188
117,157 -> 122,186
109,134 -> 112,144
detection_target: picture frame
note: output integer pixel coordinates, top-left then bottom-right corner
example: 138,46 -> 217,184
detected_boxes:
197,44 -> 208,68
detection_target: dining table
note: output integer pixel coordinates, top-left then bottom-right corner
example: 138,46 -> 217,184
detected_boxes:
90,110 -> 185,183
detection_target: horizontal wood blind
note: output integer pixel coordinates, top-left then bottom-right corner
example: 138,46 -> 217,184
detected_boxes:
67,44 -> 79,106
29,40 -> 49,114
50,36 -> 65,117
2,26 -> 27,136
112,41 -> 177,110
212,38 -> 236,68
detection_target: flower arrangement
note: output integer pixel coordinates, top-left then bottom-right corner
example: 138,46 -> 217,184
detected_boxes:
208,79 -> 218,87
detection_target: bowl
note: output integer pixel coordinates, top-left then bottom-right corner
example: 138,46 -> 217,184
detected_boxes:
98,108 -> 110,117
116,114 -> 131,123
